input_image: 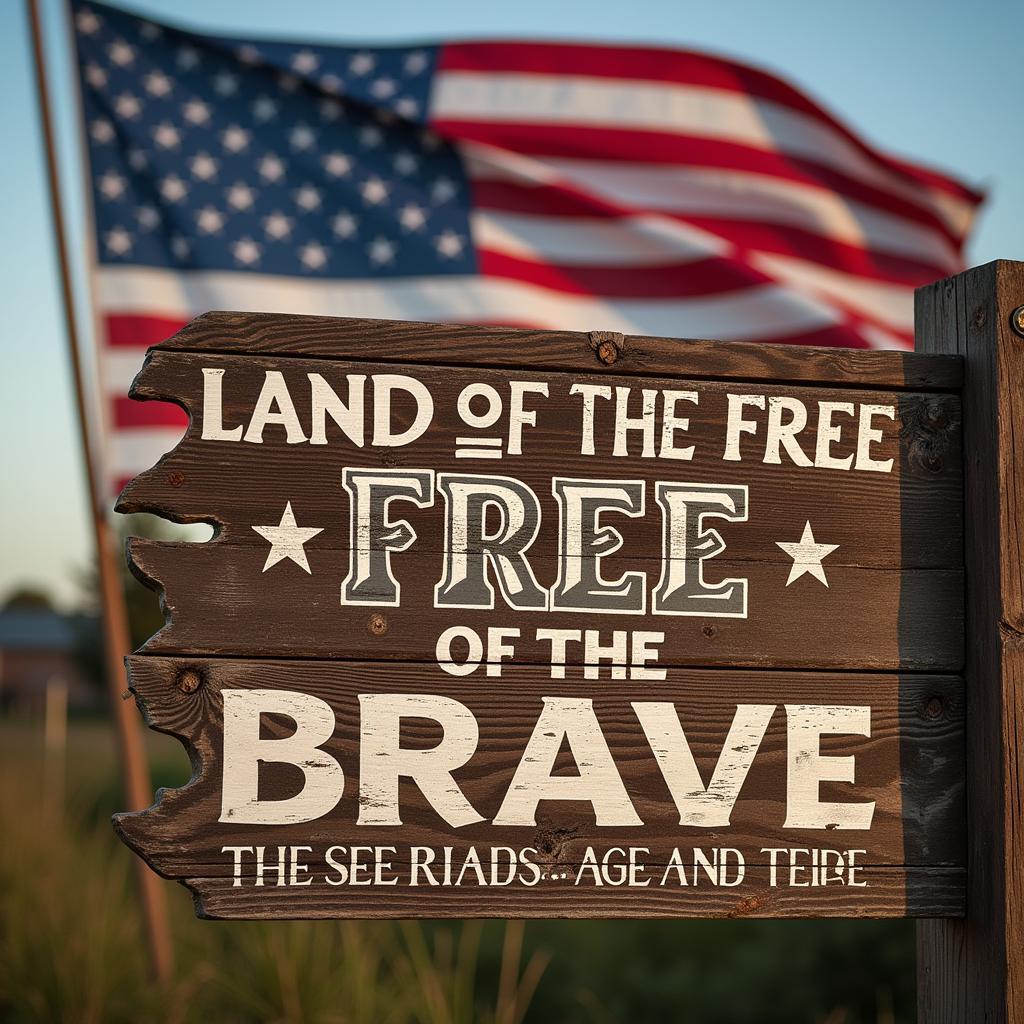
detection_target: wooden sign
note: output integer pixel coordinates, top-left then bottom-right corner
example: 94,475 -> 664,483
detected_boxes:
114,311 -> 966,920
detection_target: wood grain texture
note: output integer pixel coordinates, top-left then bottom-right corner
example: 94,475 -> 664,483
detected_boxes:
186,867 -> 966,921
110,311 -> 971,925
916,261 -> 1024,1023
125,538 -> 962,670
114,655 -> 964,921
151,311 -> 964,392
116,347 -> 963,670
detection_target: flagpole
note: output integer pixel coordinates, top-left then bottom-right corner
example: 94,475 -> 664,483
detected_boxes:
25,0 -> 173,984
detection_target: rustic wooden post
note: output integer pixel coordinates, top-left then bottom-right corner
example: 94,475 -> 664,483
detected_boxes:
917,260 -> 1024,1022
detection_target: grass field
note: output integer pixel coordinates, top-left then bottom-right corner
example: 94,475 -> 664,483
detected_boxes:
0,717 -> 917,1023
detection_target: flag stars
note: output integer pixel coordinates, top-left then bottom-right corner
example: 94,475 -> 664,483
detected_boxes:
84,63 -> 106,89
358,125 -> 384,149
170,235 -> 191,261
294,184 -> 322,211
113,93 -> 142,120
90,118 -> 114,144
176,45 -> 200,70
76,7 -> 101,34
139,21 -> 162,41
263,211 -> 293,240
232,237 -> 261,266
291,49 -> 320,75
403,50 -> 429,75
289,123 -> 317,152
319,74 -> 343,96
136,204 -> 160,231
127,148 -> 148,171
349,52 -> 375,76
108,39 -> 136,68
196,205 -> 225,234
213,71 -> 239,97
189,152 -> 219,181
323,151 -> 352,178
98,170 -> 127,200
236,45 -> 262,66
398,202 -> 427,232
252,96 -> 278,122
258,154 -> 286,183
370,77 -> 398,100
299,241 -> 329,270
152,122 -> 181,149
183,98 -> 211,125
143,70 -> 172,98
221,125 -> 251,153
104,226 -> 133,256
431,177 -> 457,204
368,236 -> 397,266
159,174 -> 188,202
331,211 -> 358,239
393,150 -> 419,176
319,97 -> 343,121
360,176 -> 389,205
434,230 -> 465,258
226,182 -> 257,211
394,97 -> 419,119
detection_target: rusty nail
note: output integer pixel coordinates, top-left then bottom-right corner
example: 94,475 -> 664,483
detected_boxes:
1011,306 -> 1024,338
168,471 -> 186,488
368,613 -> 388,636
177,669 -> 202,694
926,696 -> 943,719
597,340 -> 618,365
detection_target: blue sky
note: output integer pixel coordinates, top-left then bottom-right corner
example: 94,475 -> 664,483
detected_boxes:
3,0 -> 1022,607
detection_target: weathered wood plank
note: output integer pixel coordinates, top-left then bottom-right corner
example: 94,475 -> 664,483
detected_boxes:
118,352 -> 962,569
151,310 -> 964,392
127,538 -> 963,670
187,867 -> 966,920
917,262 -> 1024,1021
115,656 -> 964,884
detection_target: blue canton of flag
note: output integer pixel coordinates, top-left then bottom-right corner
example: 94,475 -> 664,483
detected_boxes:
76,0 -> 475,279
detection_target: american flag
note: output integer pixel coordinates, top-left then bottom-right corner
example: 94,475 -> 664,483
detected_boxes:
72,0 -> 982,494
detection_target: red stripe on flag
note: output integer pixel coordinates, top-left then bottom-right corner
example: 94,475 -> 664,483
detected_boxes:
105,313 -> 189,348
438,41 -> 982,205
112,395 -> 189,429
469,179 -> 957,285
478,250 -> 772,299
442,122 -> 970,246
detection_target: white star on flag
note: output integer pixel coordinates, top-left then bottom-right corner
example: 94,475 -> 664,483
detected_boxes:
252,502 -> 324,573
776,521 -> 839,587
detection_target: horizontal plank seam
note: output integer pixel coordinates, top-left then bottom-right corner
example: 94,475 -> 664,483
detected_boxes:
129,651 -> 967,677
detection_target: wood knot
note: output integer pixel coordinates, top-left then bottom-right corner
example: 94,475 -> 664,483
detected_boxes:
167,471 -> 186,488
899,397 -> 959,476
368,613 -> 388,636
925,696 -> 943,719
702,624 -> 716,638
588,330 -> 624,365
176,669 -> 202,694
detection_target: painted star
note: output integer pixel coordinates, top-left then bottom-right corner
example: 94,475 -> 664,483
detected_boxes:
776,521 -> 839,588
252,503 -> 324,574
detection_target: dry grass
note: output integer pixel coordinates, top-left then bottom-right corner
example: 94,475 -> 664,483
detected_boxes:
0,720 -> 547,1024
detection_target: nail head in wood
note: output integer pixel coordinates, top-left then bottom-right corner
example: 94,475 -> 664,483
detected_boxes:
176,669 -> 202,694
